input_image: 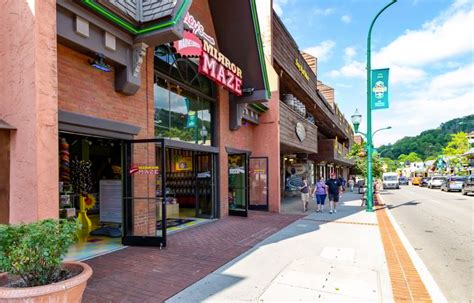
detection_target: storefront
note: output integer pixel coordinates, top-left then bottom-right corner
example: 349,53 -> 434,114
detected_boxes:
271,11 -> 354,198
0,0 -> 283,257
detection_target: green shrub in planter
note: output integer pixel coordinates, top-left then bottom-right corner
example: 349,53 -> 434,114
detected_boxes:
0,219 -> 80,287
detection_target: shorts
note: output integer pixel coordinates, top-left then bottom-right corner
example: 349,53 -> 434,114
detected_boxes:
315,194 -> 326,205
301,193 -> 310,203
328,193 -> 339,203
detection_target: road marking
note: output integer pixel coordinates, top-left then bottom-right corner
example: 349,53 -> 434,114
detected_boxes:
385,206 -> 448,303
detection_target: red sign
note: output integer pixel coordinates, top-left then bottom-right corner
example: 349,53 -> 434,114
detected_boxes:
174,31 -> 202,57
129,166 -> 160,175
198,40 -> 243,96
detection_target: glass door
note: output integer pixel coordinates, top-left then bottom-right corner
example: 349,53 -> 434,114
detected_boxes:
195,153 -> 214,218
228,154 -> 248,217
249,157 -> 269,210
122,140 -> 167,247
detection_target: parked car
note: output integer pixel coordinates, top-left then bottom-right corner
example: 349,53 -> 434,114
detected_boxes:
441,176 -> 466,192
428,176 -> 445,189
399,176 -> 409,185
420,177 -> 430,187
412,177 -> 422,186
462,174 -> 474,195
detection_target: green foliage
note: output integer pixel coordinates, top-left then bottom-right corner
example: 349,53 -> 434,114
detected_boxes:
381,157 -> 397,171
377,115 -> 473,160
424,155 -> 437,161
443,132 -> 469,156
0,219 -> 80,287
348,143 -> 384,178
161,127 -> 194,142
442,132 -> 470,171
398,152 -> 422,164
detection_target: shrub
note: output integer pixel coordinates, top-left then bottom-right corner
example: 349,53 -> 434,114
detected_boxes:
0,219 -> 80,287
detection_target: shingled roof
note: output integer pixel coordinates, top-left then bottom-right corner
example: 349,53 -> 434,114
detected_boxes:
109,0 -> 178,23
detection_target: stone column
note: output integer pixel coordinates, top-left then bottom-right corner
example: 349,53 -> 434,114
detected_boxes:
0,0 -> 58,223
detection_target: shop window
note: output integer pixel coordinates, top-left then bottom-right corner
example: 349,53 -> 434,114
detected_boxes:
154,45 -> 214,97
154,45 -> 215,146
155,77 -> 213,145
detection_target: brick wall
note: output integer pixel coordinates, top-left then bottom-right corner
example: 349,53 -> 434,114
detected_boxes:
57,44 -> 156,236
317,81 -> 335,109
189,0 -> 281,216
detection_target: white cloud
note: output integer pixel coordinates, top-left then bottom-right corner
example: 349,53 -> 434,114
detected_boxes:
428,63 -> 474,97
341,15 -> 351,24
273,0 -> 288,16
304,40 -> 336,61
328,60 -> 365,78
387,64 -> 427,84
344,47 -> 356,60
314,7 -> 334,16
373,8 -> 474,67
373,64 -> 474,146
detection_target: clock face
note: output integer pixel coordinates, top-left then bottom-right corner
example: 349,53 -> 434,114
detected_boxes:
296,122 -> 306,142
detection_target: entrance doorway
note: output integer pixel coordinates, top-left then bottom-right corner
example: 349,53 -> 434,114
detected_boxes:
228,154 -> 249,217
58,132 -> 125,261
123,139 -> 218,247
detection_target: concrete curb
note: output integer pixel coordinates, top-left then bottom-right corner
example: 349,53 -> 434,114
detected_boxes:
378,193 -> 448,303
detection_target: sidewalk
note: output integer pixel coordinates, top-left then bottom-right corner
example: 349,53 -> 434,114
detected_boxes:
83,211 -> 302,302
168,191 -> 394,302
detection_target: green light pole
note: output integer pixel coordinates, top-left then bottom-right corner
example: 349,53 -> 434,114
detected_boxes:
365,0 -> 397,211
352,109 -> 392,210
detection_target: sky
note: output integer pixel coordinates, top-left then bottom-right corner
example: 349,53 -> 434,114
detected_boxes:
273,0 -> 474,147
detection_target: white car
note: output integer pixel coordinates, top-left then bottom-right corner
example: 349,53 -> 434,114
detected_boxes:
428,176 -> 445,189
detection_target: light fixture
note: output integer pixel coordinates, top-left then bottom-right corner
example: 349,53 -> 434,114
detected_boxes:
242,87 -> 255,96
351,109 -> 362,133
89,53 -> 111,72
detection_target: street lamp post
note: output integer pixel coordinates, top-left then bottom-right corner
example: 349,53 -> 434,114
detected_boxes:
351,109 -> 392,211
365,0 -> 397,211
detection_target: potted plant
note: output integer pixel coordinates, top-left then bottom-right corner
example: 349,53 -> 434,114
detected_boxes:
0,219 -> 93,302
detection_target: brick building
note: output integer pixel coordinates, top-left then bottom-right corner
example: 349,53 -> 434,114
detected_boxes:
0,0 -> 354,256
0,0 -> 279,251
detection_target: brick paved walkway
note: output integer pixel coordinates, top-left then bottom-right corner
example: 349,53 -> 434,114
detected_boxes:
376,194 -> 432,303
83,211 -> 302,303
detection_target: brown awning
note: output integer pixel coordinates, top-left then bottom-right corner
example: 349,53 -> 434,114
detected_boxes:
208,0 -> 271,103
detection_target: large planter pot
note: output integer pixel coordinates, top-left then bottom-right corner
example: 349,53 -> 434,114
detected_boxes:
0,262 -> 92,303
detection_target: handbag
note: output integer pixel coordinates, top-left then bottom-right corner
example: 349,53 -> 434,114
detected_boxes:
301,182 -> 309,194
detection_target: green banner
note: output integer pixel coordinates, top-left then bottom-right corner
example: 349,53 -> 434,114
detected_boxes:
371,68 -> 390,110
184,98 -> 197,128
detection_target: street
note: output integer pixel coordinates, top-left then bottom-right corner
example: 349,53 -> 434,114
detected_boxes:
380,185 -> 473,302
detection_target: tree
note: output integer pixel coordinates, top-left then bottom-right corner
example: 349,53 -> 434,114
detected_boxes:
348,143 -> 384,179
397,152 -> 422,164
376,114 -> 473,160
381,157 -> 397,172
443,132 -> 469,156
442,132 -> 469,173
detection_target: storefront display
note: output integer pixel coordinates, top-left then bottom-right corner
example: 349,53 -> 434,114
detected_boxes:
58,133 -> 122,230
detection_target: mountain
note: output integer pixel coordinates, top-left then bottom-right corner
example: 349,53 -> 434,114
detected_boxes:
377,115 -> 474,160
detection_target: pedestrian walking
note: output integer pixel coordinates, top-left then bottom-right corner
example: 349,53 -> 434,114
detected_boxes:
348,178 -> 355,192
299,176 -> 310,212
312,177 -> 327,212
326,173 -> 343,214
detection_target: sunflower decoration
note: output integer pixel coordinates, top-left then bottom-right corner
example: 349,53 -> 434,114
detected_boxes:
83,194 -> 96,210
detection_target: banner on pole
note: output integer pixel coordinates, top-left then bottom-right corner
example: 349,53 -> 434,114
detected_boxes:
371,68 -> 390,110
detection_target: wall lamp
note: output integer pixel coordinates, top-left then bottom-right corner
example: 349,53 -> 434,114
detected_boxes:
89,53 -> 111,72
